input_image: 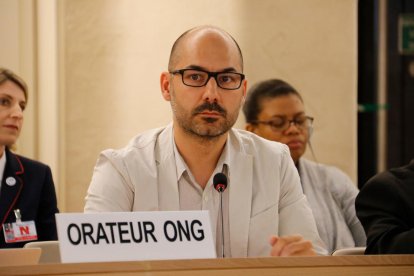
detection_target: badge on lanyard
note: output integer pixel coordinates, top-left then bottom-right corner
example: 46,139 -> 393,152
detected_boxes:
3,209 -> 38,243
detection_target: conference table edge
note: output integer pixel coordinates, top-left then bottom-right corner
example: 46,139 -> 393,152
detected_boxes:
1,255 -> 414,275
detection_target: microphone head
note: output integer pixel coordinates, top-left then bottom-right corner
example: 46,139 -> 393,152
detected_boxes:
213,173 -> 228,193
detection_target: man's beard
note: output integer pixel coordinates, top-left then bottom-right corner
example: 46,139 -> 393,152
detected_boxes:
171,93 -> 239,141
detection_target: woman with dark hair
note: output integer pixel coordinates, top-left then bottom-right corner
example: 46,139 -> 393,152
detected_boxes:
243,79 -> 366,254
0,68 -> 58,248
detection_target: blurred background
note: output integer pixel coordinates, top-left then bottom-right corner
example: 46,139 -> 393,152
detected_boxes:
0,0 -> 413,212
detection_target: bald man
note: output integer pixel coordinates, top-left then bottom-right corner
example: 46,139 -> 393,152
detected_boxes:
85,26 -> 326,257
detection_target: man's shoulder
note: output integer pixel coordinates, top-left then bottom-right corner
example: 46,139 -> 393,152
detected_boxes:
127,126 -> 168,148
388,160 -> 414,182
101,125 -> 170,160
230,128 -> 289,155
366,162 -> 414,191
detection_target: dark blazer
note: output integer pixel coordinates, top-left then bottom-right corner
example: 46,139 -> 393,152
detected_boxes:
355,159 -> 414,254
0,147 -> 59,248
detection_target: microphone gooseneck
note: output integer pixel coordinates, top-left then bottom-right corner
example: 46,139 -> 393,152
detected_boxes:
213,172 -> 228,258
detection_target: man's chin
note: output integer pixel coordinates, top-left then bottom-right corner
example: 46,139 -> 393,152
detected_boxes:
177,116 -> 234,139
202,117 -> 220,124
195,127 -> 226,138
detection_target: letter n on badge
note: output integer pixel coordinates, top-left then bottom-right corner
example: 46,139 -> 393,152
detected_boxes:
3,221 -> 38,243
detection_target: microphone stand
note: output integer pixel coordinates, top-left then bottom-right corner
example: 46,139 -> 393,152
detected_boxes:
213,172 -> 227,259
219,190 -> 224,258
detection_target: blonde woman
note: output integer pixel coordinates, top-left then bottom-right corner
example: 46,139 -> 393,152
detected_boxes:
0,68 -> 58,248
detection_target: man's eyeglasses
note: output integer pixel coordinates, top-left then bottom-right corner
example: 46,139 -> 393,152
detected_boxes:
251,115 -> 314,132
170,69 -> 245,90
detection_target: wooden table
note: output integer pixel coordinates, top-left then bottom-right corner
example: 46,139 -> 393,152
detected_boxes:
0,255 -> 413,275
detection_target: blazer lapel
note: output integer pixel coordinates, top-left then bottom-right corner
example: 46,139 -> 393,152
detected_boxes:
228,134 -> 253,257
154,126 -> 254,256
156,125 -> 180,211
0,149 -> 24,227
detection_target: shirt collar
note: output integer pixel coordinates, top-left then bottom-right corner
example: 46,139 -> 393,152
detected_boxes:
172,134 -> 231,182
0,146 -> 7,189
173,138 -> 187,181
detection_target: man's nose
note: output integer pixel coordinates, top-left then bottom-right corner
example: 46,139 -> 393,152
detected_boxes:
202,76 -> 220,102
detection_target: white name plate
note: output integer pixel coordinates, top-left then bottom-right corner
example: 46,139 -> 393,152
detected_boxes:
56,211 -> 216,263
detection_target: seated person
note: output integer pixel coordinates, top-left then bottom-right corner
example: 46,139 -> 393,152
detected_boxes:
356,159 -> 414,254
85,26 -> 327,257
0,68 -> 59,248
243,78 -> 366,254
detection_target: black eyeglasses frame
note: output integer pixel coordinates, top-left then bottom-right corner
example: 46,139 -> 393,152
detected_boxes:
170,68 -> 245,90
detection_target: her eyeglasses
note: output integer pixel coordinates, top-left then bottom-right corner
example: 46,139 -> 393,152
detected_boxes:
251,115 -> 314,132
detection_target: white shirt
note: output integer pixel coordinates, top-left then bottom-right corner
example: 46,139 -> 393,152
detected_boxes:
85,124 -> 327,256
173,139 -> 231,257
0,147 -> 7,193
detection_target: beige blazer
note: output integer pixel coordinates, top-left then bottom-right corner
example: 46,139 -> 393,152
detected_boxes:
85,124 -> 326,256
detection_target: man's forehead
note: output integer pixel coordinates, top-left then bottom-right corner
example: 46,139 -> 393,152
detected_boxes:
177,35 -> 241,68
170,27 -> 243,70
179,29 -> 236,53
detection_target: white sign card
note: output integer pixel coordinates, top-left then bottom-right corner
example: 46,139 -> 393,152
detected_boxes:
56,211 -> 216,263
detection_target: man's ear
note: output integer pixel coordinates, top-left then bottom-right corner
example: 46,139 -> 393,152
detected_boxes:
242,80 -> 247,103
160,72 -> 171,101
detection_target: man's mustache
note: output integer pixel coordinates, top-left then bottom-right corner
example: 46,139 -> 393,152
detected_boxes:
192,102 -> 226,115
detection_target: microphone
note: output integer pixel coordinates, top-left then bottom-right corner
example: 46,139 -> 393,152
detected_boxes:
213,172 -> 228,193
213,172 -> 228,258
